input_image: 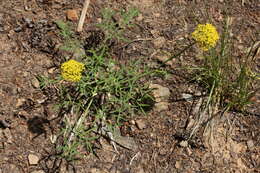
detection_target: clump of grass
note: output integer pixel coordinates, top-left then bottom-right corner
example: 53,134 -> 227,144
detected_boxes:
41,8 -> 155,161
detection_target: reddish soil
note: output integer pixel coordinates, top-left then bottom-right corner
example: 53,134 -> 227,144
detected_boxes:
0,0 -> 259,173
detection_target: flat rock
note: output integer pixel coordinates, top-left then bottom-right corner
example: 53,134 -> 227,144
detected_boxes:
135,119 -> 146,130
154,102 -> 169,112
28,154 -> 39,165
149,84 -> 170,102
67,9 -> 78,21
113,128 -> 138,151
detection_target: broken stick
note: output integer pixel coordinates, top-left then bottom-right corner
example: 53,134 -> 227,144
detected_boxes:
77,0 -> 90,32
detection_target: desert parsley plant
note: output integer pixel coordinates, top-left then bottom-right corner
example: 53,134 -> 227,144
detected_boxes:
163,23 -> 219,64
191,23 -> 219,51
41,8 -> 155,161
61,60 -> 85,82
160,18 -> 258,141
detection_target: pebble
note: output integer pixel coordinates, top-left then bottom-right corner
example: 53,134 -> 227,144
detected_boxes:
247,140 -> 254,150
16,98 -> 26,108
67,9 -> 78,21
135,119 -> 146,130
175,161 -> 181,169
179,140 -> 188,147
136,14 -> 143,21
182,93 -> 193,101
48,67 -> 55,74
31,77 -> 40,88
28,154 -> 39,165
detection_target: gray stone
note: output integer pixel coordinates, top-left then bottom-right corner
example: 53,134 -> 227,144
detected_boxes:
154,102 -> 169,112
113,128 -> 138,151
182,93 -> 193,101
149,84 -> 170,102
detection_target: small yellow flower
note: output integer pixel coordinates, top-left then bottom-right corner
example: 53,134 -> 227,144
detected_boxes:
61,59 -> 85,82
192,23 -> 219,51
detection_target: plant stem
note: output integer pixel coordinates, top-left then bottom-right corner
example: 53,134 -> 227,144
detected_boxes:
162,42 -> 196,66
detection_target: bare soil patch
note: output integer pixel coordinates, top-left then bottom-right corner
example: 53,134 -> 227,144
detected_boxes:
0,0 -> 259,173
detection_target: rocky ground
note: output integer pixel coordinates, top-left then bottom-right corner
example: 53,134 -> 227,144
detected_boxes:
0,0 -> 259,173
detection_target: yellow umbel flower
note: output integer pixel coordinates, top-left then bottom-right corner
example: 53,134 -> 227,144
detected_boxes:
61,59 -> 85,82
192,23 -> 219,51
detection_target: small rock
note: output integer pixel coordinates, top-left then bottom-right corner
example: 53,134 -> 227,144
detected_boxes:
28,154 -> 39,165
14,26 -> 22,32
129,120 -> 135,125
182,93 -> 193,101
149,84 -> 170,102
135,119 -> 146,130
31,78 -> 40,88
16,98 -> 26,108
136,14 -> 143,21
152,36 -> 166,49
48,67 -> 56,74
154,102 -> 169,112
67,9 -> 78,21
247,140 -> 254,150
175,161 -> 181,169
179,140 -> 188,147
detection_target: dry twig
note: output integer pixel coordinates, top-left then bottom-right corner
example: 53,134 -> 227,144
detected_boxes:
77,0 -> 90,32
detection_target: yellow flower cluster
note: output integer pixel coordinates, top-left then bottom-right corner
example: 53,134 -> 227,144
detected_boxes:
192,23 -> 219,51
61,60 -> 85,82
